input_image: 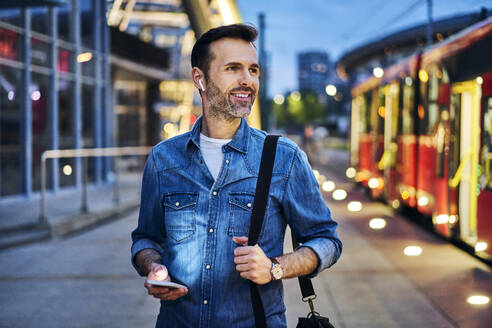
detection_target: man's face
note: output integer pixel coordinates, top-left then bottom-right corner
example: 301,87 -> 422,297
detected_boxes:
204,38 -> 259,120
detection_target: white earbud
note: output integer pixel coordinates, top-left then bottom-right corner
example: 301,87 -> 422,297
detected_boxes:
199,79 -> 205,91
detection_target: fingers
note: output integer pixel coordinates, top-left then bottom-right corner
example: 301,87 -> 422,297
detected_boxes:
145,264 -> 188,300
148,264 -> 169,281
233,245 -> 256,257
232,236 -> 249,246
233,244 -> 272,285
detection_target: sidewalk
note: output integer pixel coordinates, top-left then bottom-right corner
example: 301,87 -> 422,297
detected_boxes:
0,148 -> 490,327
0,171 -> 142,249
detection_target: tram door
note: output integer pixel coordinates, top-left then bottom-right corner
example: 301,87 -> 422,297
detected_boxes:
450,81 -> 481,244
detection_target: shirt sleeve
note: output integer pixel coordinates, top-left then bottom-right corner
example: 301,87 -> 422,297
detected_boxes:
281,147 -> 342,278
130,149 -> 166,276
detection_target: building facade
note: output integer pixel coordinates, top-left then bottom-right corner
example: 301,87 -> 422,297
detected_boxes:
0,1 -> 111,198
297,51 -> 330,98
0,0 -> 248,201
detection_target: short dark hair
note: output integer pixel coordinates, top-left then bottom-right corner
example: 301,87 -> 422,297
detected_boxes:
191,24 -> 258,78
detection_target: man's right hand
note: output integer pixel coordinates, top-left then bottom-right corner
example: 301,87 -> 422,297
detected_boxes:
144,263 -> 188,301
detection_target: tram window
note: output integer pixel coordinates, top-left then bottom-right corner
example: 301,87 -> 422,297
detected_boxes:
401,82 -> 414,134
482,97 -> 492,189
361,91 -> 372,133
427,70 -> 439,133
419,67 -> 441,135
449,94 -> 461,179
377,87 -> 385,135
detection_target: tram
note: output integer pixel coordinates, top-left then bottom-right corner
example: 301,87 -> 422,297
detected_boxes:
349,16 -> 492,261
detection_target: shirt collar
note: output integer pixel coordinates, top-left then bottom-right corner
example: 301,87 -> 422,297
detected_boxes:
186,116 -> 250,154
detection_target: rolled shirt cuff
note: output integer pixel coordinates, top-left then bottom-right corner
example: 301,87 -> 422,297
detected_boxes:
296,238 -> 339,278
131,238 -> 163,276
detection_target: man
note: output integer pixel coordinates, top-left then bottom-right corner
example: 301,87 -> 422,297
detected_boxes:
131,24 -> 342,327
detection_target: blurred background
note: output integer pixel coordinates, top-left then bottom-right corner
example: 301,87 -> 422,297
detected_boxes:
1,1 -> 492,327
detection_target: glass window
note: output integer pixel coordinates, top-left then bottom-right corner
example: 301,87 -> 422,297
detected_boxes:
31,36 -> 50,67
361,91 -> 372,134
419,65 -> 446,135
58,77 -> 75,187
82,83 -> 95,182
0,64 -> 22,196
400,77 -> 414,134
31,72 -> 51,191
31,7 -> 49,35
58,46 -> 74,74
449,93 -> 461,179
0,26 -> 21,62
81,0 -> 93,49
0,9 -> 22,28
57,2 -> 72,43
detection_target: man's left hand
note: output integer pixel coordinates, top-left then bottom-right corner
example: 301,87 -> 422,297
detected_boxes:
232,236 -> 272,285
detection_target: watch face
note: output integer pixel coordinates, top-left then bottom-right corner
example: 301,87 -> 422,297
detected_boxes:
271,264 -> 283,280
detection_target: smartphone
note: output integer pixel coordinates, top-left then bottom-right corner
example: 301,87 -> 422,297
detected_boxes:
146,279 -> 187,289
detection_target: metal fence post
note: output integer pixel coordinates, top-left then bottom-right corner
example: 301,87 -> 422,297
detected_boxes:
81,156 -> 88,213
113,156 -> 120,204
40,154 -> 47,225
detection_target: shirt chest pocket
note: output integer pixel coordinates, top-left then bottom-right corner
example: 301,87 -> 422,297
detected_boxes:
163,193 -> 197,243
227,193 -> 258,237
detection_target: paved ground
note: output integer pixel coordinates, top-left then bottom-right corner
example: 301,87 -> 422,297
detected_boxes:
0,149 -> 491,327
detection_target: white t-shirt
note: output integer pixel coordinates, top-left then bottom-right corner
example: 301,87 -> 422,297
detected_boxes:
200,133 -> 231,180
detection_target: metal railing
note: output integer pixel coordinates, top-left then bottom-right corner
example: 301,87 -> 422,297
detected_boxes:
39,146 -> 152,224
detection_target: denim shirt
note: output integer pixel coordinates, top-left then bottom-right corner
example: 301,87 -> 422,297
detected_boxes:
131,117 -> 342,328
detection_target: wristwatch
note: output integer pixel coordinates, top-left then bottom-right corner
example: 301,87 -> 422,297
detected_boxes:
270,257 -> 283,281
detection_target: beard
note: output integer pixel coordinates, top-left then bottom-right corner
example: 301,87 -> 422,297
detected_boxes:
204,79 -> 256,121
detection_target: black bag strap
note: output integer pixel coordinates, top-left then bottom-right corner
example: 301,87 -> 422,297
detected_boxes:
248,135 -> 329,327
248,135 -> 280,328
291,232 -> 316,300
248,135 -> 280,246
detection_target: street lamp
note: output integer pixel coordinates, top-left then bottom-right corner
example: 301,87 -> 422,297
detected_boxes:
373,67 -> 384,78
273,94 -> 285,105
325,84 -> 337,96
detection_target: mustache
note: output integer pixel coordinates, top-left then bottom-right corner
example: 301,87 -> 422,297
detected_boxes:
230,86 -> 256,94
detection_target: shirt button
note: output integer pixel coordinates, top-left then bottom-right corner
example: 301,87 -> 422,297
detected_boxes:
206,264 -> 211,269
213,191 -> 217,196
209,228 -> 214,233
203,300 -> 208,305
225,159 -> 230,164
175,202 -> 179,207
247,203 -> 252,208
